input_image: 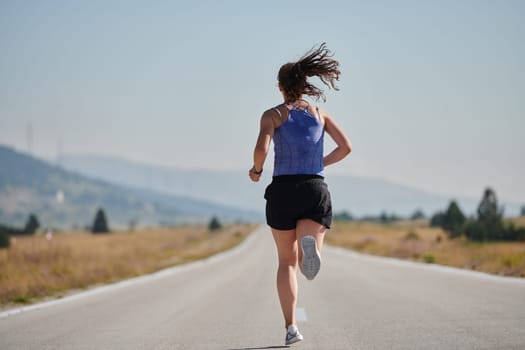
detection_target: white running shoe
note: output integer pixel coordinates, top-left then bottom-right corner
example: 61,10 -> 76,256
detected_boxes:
285,324 -> 303,345
300,236 -> 321,280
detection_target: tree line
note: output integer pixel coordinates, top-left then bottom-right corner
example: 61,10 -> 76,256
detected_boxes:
0,209 -> 110,248
431,188 -> 525,242
333,187 -> 525,242
0,214 -> 41,248
0,207 -> 225,249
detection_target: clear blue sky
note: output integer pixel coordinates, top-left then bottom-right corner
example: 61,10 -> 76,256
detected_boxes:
1,0 -> 524,204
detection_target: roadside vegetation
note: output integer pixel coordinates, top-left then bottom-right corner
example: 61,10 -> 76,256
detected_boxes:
0,223 -> 255,307
328,188 -> 525,278
328,220 -> 525,277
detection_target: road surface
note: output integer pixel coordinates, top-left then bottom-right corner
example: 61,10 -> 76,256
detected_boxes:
1,226 -> 525,349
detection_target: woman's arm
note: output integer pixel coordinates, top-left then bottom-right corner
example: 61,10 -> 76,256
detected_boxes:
323,112 -> 352,167
249,110 -> 275,182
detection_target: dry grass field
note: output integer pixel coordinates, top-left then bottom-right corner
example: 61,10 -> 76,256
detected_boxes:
0,224 -> 255,307
327,219 -> 525,278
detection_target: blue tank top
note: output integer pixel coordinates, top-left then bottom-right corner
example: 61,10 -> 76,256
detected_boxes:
273,104 -> 325,176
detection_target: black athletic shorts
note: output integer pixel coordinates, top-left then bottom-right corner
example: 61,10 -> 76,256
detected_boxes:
264,174 -> 332,230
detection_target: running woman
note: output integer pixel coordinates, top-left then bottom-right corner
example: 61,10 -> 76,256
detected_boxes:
248,43 -> 352,345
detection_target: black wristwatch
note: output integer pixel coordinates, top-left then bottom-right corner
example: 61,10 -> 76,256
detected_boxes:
252,167 -> 263,175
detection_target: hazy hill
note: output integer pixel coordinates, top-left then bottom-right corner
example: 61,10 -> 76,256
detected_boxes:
59,154 -> 522,218
0,145 -> 261,229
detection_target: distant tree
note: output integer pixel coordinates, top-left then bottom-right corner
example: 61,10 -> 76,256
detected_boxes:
0,232 -> 10,248
464,220 -> 488,241
474,188 -> 504,240
0,222 -> 22,235
521,205 -> 525,217
505,223 -> 525,241
429,201 -> 466,238
92,208 -> 110,234
24,214 -> 40,234
359,213 -> 401,223
442,201 -> 466,238
477,188 -> 503,225
378,212 -> 401,223
208,216 -> 222,231
0,216 -> 38,236
334,210 -> 354,221
463,188 -> 524,241
430,211 -> 445,227
410,209 -> 426,220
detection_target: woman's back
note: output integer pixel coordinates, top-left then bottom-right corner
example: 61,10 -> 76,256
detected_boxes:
273,104 -> 325,176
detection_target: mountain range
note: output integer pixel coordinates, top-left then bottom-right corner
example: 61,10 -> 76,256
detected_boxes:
0,145 -> 261,229
2,144 -> 521,231
58,153 -> 523,218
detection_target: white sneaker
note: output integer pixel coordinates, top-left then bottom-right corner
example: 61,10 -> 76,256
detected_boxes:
300,236 -> 321,280
285,324 -> 303,345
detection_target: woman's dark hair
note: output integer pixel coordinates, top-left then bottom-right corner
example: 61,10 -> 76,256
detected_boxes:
278,42 -> 340,103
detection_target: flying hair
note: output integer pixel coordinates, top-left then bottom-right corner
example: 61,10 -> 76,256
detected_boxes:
278,42 -> 340,103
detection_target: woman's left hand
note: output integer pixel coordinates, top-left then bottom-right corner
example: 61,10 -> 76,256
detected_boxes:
249,167 -> 262,182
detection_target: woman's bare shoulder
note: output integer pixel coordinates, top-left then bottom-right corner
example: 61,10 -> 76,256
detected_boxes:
262,104 -> 287,126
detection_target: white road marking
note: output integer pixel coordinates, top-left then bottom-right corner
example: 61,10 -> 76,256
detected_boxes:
296,307 -> 308,322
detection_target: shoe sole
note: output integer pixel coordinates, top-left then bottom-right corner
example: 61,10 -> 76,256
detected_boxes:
301,236 -> 321,280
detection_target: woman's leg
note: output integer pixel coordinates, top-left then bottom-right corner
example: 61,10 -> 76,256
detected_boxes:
296,219 -> 327,276
271,228 -> 299,329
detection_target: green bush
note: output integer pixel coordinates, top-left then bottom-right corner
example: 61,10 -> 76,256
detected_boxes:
464,220 -> 489,241
464,188 -> 524,242
208,216 -> 222,232
379,212 -> 401,224
411,209 -> 426,220
0,222 -> 25,235
501,223 -> 525,241
430,212 -> 445,227
404,231 -> 420,240
0,232 -> 10,248
422,253 -> 435,263
430,201 -> 466,238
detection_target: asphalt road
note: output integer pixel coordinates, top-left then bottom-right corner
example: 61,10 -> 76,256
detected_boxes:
1,226 -> 525,349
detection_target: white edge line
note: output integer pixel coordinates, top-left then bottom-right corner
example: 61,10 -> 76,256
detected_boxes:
0,226 -> 264,319
327,244 -> 525,285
